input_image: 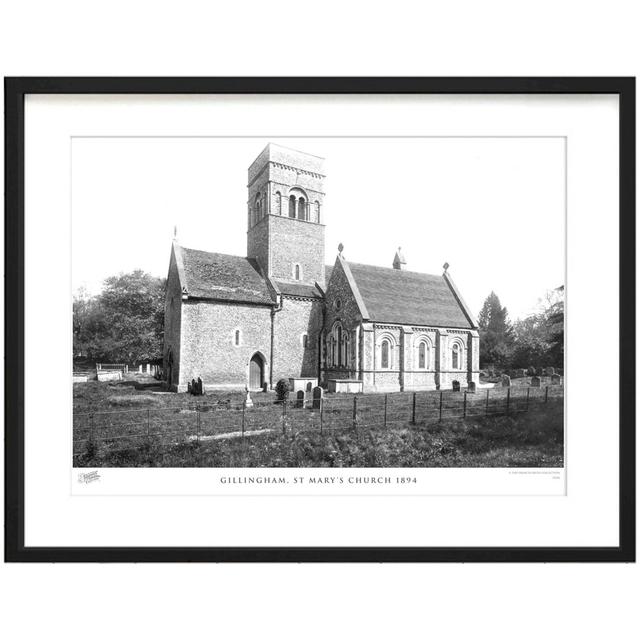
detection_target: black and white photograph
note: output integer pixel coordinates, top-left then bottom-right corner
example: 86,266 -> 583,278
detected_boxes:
5,77 -> 632,565
71,136 -> 565,469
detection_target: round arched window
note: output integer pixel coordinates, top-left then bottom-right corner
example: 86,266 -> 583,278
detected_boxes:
452,343 -> 462,370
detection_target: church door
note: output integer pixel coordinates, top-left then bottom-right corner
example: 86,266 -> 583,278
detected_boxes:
249,354 -> 264,389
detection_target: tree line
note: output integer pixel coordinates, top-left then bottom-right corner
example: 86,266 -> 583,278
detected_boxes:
477,286 -> 564,372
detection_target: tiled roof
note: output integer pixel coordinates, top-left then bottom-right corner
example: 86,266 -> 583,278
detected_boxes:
180,246 -> 274,305
347,262 -> 473,328
274,280 -> 323,299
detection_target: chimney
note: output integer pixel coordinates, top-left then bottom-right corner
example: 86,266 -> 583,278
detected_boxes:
393,247 -> 406,270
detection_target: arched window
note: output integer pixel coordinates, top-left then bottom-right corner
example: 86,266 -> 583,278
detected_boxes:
274,191 -> 281,215
418,342 -> 426,369
234,329 -> 241,346
289,195 -> 296,218
343,333 -> 350,368
302,334 -> 308,348
298,197 -> 306,220
294,264 -> 301,280
452,343 -> 462,370
336,325 -> 343,366
381,339 -> 390,369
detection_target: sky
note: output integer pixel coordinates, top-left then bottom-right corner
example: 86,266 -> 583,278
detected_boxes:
72,136 -> 565,320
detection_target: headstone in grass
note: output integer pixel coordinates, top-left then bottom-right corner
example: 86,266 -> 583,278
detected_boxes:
296,390 -> 305,408
244,387 -> 253,408
531,376 -> 541,387
527,366 -> 536,376
262,382 -> 268,393
452,380 -> 461,392
536,367 -> 545,376
545,367 -> 555,376
312,386 -> 323,410
468,381 -> 476,393
501,374 -> 511,387
517,368 -> 526,378
551,373 -> 561,385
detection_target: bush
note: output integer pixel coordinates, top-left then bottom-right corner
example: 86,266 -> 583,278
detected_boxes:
275,378 -> 290,402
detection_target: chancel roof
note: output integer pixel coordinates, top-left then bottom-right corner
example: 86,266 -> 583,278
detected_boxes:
346,262 -> 474,328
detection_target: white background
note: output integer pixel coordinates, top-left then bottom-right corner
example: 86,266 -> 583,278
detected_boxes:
1,2 -> 638,639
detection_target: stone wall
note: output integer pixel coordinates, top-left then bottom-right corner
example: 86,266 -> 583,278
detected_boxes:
179,299 -> 273,391
268,215 -> 325,285
323,257 -> 365,381
272,296 -> 324,383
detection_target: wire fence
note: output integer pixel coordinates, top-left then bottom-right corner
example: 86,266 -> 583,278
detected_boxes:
73,384 -> 564,458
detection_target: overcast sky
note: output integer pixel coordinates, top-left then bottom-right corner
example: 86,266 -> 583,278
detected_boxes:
72,137 -> 565,320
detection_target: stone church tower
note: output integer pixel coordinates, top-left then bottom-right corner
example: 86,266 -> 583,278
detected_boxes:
247,144 -> 326,287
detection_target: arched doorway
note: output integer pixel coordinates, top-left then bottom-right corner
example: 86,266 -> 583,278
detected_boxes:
249,353 -> 264,390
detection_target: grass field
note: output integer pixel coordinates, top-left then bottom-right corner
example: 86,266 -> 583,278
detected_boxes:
74,376 -> 564,468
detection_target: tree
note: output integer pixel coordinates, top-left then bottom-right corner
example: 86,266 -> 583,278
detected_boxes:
509,286 -> 564,369
477,291 -> 513,369
73,270 -> 166,363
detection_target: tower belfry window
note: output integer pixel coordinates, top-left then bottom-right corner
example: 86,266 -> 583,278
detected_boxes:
289,195 -> 296,218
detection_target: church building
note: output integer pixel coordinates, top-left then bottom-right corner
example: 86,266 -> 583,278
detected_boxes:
163,143 -> 479,393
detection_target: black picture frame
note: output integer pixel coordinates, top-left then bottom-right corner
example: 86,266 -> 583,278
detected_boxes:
4,77 -> 635,563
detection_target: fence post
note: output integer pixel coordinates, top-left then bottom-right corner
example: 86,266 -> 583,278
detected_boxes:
384,394 -> 388,428
485,389 -> 490,416
89,413 -> 95,447
463,391 -> 467,418
146,408 -> 150,442
526,388 -> 530,412
545,386 -> 549,403
282,399 -> 287,435
197,405 -> 201,442
506,388 -> 511,416
352,396 -> 358,431
319,397 -> 324,435
439,391 -> 443,422
241,401 -> 246,441
411,392 -> 416,425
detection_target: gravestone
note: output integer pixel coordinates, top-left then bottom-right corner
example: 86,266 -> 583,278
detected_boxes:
262,382 -> 268,393
536,367 -> 545,376
452,380 -> 461,392
468,381 -> 476,393
531,376 -> 541,387
545,367 -> 555,376
312,386 -> 323,410
551,374 -> 561,385
245,387 -> 253,408
296,389 -> 305,408
502,374 -> 511,387
517,368 -> 526,378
